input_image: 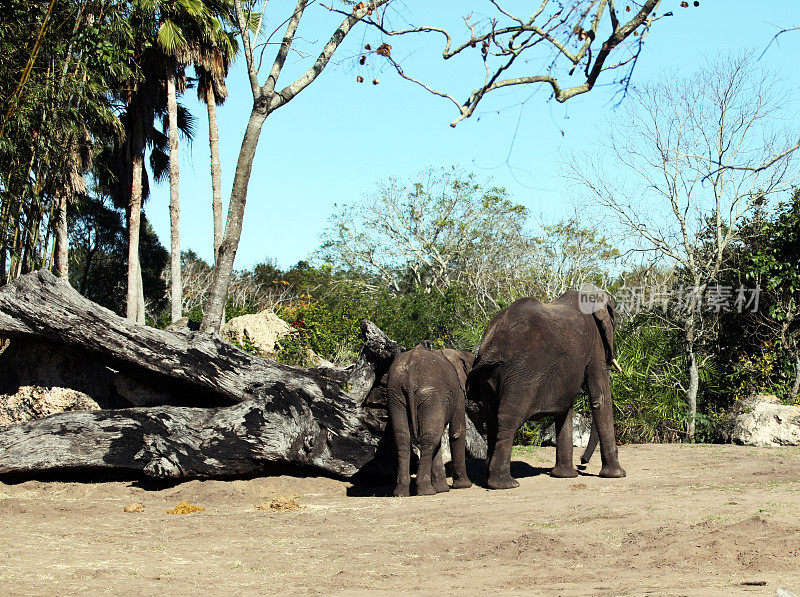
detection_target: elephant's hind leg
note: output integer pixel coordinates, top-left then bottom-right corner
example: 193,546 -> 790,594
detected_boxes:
487,425 -> 519,489
431,443 -> 450,493
551,407 -> 578,478
389,394 -> 412,497
586,365 -> 626,479
415,432 -> 439,496
449,409 -> 472,489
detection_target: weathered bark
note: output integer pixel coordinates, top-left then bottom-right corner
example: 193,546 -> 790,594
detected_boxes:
0,270 -> 485,481
167,71 -> 182,323
0,270 -> 347,406
207,90 -> 223,262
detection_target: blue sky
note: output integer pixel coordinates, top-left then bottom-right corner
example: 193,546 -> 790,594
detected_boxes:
144,1 -> 800,271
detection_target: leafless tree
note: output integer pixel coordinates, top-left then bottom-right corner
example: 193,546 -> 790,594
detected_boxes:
534,217 -> 619,299
573,54 -> 799,439
200,1 -> 673,330
178,251 -> 293,319
349,0 -> 666,127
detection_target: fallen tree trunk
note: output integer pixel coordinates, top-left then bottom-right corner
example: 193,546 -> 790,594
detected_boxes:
0,270 -> 348,407
0,270 -> 485,481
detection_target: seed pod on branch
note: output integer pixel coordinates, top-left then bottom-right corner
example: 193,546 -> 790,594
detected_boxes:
376,43 -> 392,57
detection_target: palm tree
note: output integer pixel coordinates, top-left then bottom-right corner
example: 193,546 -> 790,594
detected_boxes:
194,19 -> 238,263
107,37 -> 196,323
141,0 -> 215,323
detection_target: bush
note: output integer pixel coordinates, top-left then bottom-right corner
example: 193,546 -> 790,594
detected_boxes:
278,294 -> 369,361
371,285 -> 488,351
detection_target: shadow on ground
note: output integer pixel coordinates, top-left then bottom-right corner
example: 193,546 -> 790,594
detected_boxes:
345,458 -> 554,497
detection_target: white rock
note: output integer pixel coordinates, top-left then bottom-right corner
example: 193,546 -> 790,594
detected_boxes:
221,310 -> 295,355
0,386 -> 100,427
721,394 -> 800,447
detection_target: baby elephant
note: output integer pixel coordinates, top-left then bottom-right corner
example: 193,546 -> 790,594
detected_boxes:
387,345 -> 474,496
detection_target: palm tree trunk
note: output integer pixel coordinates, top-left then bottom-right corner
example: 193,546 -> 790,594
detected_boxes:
137,258 -> 145,324
127,118 -> 144,323
54,190 -> 69,278
207,90 -> 223,263
167,71 -> 182,323
201,106 -> 268,332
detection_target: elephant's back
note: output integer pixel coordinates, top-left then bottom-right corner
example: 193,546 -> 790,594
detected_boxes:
477,298 -> 547,353
387,346 -> 457,393
473,296 -> 581,373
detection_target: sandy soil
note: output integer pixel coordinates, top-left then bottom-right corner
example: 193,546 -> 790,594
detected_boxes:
1,444 -> 799,596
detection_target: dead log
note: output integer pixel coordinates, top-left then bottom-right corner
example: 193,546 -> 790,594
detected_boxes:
0,270 -> 485,481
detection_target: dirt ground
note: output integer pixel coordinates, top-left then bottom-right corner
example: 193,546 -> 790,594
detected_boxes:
1,444 -> 799,596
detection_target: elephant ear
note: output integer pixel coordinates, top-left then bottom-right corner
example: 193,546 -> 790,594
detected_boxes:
441,350 -> 474,393
457,351 -> 475,391
591,294 -> 617,366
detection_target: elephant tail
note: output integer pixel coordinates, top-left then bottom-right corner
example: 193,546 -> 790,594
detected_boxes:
406,388 -> 419,441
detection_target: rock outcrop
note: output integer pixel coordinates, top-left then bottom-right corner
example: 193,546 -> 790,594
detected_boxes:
0,386 -> 101,427
721,394 -> 800,447
221,309 -> 334,367
221,310 -> 295,356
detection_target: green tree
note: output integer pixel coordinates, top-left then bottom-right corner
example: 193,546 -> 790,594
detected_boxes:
320,167 -> 534,312
715,190 -> 800,402
69,194 -> 168,320
131,0 -> 233,323
0,0 -> 134,284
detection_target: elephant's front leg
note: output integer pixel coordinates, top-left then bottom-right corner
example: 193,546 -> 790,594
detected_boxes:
587,366 -> 626,478
551,407 -> 578,478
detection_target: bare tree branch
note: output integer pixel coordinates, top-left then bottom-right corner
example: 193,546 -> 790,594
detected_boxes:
266,0 -> 309,93
362,0 -> 663,126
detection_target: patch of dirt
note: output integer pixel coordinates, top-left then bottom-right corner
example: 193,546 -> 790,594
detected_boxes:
1,444 -> 799,595
254,495 -> 305,512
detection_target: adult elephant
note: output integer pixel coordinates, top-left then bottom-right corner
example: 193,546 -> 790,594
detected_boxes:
468,289 -> 625,489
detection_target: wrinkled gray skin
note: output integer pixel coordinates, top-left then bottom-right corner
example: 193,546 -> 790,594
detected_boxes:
469,290 -> 625,489
387,346 -> 474,497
